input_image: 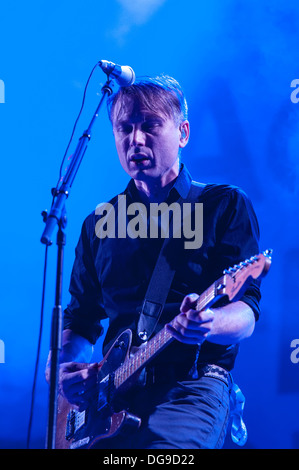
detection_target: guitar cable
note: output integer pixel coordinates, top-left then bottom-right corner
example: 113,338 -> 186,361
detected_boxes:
26,244 -> 49,449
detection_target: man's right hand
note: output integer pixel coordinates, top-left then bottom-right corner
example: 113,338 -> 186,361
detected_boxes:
45,330 -> 97,410
57,362 -> 99,411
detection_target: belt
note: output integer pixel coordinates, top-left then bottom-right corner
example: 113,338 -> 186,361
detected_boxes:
197,364 -> 231,386
145,363 -> 231,387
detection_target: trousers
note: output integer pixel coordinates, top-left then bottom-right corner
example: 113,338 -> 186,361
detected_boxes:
97,374 -> 231,449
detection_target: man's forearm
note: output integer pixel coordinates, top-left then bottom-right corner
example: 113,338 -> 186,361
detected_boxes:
207,301 -> 256,345
59,329 -> 94,363
46,329 -> 93,370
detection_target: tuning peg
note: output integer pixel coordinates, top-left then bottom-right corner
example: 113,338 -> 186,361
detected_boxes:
240,261 -> 249,268
264,248 -> 273,258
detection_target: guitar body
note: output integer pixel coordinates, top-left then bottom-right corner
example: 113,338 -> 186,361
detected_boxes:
55,329 -> 142,449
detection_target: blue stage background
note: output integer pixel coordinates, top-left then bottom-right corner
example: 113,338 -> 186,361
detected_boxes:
0,0 -> 299,449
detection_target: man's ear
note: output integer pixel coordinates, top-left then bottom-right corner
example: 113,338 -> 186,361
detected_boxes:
179,120 -> 190,148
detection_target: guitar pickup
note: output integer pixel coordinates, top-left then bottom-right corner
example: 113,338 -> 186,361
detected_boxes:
65,409 -> 86,440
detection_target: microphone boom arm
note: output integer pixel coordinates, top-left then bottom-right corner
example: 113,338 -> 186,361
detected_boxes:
41,78 -> 113,246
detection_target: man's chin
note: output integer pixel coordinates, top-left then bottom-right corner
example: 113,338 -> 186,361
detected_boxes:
126,163 -> 156,180
131,168 -> 160,182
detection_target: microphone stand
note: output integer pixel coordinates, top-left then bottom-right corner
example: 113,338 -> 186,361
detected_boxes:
41,77 -> 113,449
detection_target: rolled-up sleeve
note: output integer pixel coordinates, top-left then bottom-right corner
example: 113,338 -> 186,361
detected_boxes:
215,187 -> 261,320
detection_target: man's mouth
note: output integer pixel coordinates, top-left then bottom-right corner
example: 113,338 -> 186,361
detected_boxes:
130,154 -> 150,164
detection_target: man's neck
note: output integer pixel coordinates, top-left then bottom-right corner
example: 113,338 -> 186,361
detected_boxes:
134,179 -> 176,204
133,161 -> 180,204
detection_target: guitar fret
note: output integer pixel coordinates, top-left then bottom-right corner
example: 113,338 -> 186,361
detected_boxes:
196,284 -> 215,311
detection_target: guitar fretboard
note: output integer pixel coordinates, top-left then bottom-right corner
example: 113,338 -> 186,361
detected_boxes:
113,278 -> 223,390
114,324 -> 173,389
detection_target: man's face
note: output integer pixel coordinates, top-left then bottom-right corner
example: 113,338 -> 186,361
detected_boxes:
111,96 -> 189,184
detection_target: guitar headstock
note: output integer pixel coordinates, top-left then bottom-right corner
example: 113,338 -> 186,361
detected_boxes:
216,249 -> 273,302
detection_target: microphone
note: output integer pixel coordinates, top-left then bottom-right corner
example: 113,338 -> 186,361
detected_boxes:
99,60 -> 135,86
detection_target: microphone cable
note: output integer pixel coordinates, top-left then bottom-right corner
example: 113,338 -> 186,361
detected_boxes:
56,60 -> 101,195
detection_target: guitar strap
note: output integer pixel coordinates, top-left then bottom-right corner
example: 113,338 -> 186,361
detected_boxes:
137,181 -> 206,342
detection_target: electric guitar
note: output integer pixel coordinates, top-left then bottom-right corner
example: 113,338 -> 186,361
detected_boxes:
55,249 -> 272,449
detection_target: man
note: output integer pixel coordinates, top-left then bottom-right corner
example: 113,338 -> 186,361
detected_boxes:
47,75 -> 261,449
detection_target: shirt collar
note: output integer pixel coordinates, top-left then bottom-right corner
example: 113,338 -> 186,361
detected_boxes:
125,163 -> 192,202
171,163 -> 192,199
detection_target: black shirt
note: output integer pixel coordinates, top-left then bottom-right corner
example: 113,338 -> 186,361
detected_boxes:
64,165 -> 261,372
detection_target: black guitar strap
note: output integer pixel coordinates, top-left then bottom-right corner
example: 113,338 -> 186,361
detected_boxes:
137,181 -> 206,342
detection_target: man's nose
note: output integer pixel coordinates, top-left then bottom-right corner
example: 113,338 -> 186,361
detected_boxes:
130,126 -> 146,146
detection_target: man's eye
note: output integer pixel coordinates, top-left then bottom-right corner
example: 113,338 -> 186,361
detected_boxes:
118,124 -> 132,134
142,122 -> 160,132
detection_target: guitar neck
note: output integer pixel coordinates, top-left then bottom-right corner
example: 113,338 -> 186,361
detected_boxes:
113,324 -> 173,389
113,277 -> 225,390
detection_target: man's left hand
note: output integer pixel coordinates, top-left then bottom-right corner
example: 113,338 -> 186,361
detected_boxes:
166,293 -> 215,344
